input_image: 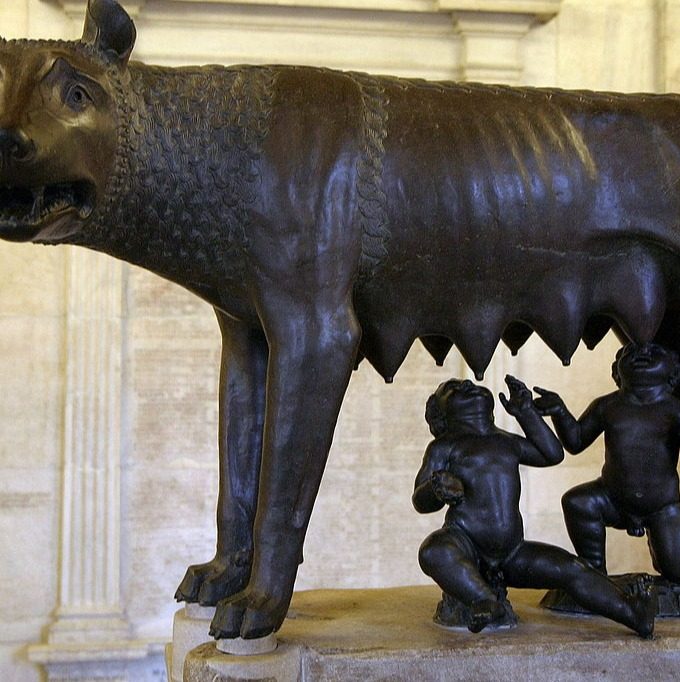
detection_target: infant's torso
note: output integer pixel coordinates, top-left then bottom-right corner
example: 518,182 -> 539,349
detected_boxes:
601,396 -> 680,514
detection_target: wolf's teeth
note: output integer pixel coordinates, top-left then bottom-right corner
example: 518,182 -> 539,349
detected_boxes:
78,204 -> 93,219
30,187 -> 44,220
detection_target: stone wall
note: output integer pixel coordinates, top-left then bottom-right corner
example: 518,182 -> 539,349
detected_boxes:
0,0 -> 674,679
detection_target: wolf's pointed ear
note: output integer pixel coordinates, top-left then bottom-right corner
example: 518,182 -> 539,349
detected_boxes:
82,0 -> 136,67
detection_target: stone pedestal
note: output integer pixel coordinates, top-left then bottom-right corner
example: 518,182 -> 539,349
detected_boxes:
167,603 -> 281,681
179,585 -> 680,682
167,604 -> 215,682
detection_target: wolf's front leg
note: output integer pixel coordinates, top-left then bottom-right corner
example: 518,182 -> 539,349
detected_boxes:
209,295 -> 360,639
175,310 -> 268,605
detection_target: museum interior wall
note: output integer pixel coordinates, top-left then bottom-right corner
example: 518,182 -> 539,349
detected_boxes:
0,0 -> 676,679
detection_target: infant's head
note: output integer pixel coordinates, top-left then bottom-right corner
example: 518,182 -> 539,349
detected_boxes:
612,343 -> 680,391
425,379 -> 494,436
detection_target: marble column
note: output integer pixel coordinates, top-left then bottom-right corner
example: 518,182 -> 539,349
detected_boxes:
26,251 -> 155,680
50,249 -> 127,643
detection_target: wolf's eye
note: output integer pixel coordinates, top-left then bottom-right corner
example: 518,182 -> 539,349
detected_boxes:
65,83 -> 92,111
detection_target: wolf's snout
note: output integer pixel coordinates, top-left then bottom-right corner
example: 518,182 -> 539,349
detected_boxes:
0,128 -> 34,168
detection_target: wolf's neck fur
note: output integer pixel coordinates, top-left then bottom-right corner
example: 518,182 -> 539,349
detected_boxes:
80,63 -> 276,289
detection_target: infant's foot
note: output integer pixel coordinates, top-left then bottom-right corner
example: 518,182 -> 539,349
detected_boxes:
629,577 -> 657,639
468,598 -> 507,633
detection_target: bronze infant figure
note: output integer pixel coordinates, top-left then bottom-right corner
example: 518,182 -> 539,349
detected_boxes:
536,343 -> 680,582
3,0 -> 680,639
414,375 -> 655,638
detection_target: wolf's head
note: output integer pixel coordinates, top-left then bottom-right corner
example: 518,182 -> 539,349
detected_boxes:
0,0 -> 135,243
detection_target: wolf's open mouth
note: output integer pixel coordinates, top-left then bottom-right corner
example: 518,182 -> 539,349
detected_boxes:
0,182 -> 94,227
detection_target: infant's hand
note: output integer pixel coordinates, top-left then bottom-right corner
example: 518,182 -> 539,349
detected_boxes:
533,386 -> 566,416
499,374 -> 534,417
431,470 -> 464,506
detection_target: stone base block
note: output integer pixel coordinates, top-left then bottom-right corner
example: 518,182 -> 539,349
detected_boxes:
215,633 -> 277,655
183,585 -> 680,681
186,642 -> 300,682
168,604 -> 215,682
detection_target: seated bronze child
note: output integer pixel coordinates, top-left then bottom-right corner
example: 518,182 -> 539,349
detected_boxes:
413,375 -> 655,637
534,343 -> 680,583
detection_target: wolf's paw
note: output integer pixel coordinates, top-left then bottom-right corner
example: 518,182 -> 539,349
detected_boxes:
209,583 -> 292,640
175,550 -> 252,605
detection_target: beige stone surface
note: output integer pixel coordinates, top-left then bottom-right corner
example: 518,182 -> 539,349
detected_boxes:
216,634 -> 277,656
170,606 -> 215,682
185,586 -> 680,681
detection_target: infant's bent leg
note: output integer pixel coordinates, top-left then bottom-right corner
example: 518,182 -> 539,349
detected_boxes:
562,478 -> 621,573
419,527 -> 495,605
646,502 -> 680,582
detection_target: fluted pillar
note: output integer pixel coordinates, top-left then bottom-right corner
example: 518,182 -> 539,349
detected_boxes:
52,248 -> 127,641
27,250 -> 153,680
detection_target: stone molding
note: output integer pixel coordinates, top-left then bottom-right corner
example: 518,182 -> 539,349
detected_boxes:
159,0 -> 562,15
454,11 -> 535,83
439,0 -> 561,18
55,1 -> 146,21
54,0 -> 561,19
51,0 -> 563,82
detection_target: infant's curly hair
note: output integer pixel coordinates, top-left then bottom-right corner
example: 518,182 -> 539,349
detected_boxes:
611,343 -> 680,390
425,379 -> 465,437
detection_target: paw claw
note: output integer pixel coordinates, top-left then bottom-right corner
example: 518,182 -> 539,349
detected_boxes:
210,598 -> 246,640
175,569 -> 205,603
176,554 -> 251,606
208,586 -> 291,640
241,608 -> 278,639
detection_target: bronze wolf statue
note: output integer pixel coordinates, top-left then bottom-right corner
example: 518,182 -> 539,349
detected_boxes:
1,0 -> 680,639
